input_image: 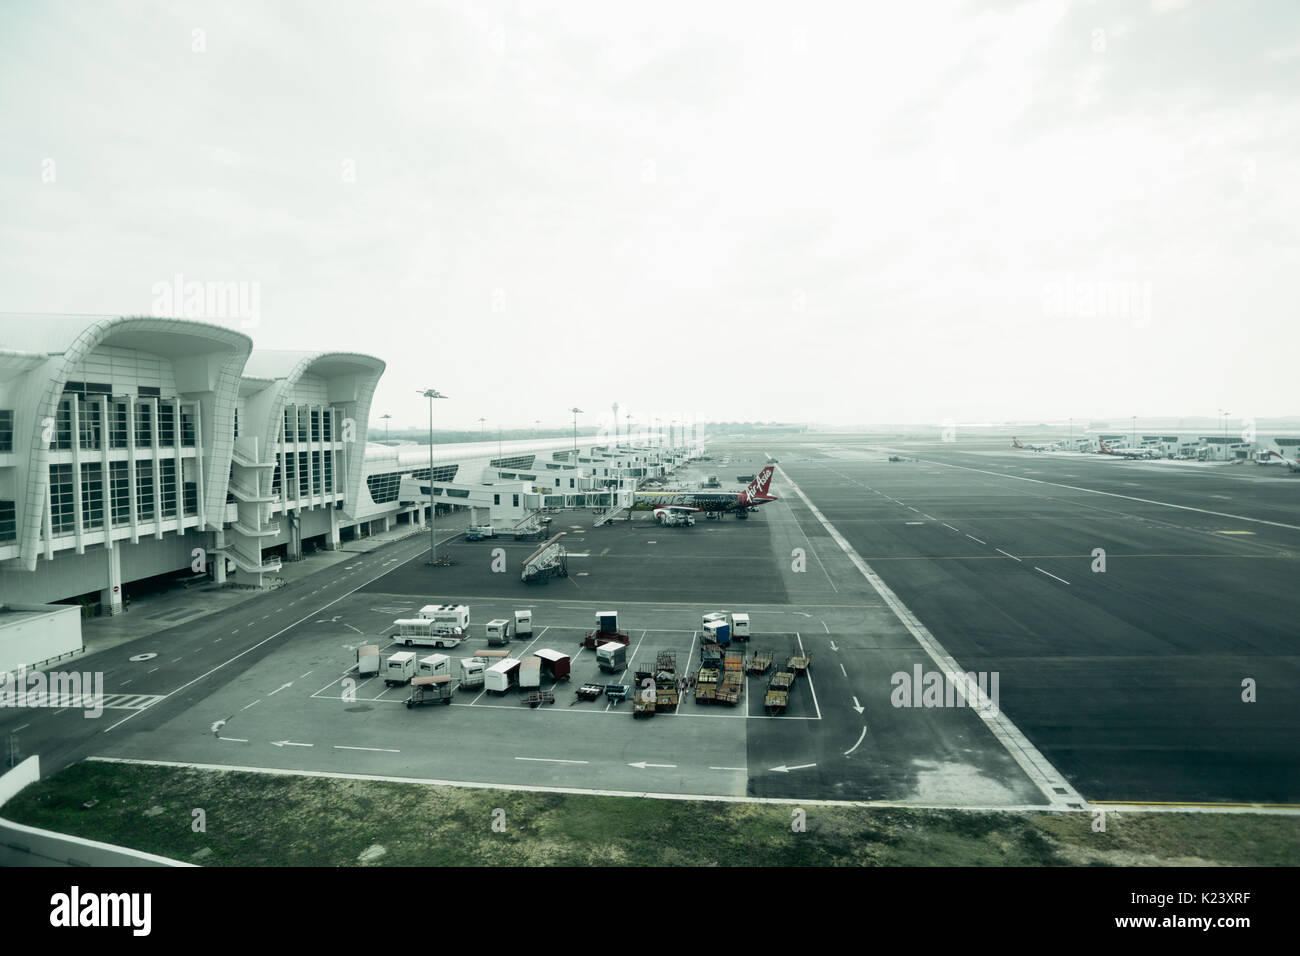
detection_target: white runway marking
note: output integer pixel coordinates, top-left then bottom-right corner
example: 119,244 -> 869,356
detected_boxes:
1034,567 -> 1071,585
995,548 -> 1022,562
965,534 -> 986,544
844,726 -> 868,756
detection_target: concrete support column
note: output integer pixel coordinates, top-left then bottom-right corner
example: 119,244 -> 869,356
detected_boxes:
414,505 -> 425,528
382,515 -> 393,533
286,510 -> 303,561
214,529 -> 227,584
100,544 -> 124,616
326,507 -> 340,551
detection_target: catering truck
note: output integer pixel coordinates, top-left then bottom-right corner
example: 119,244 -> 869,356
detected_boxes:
418,604 -> 470,630
384,651 -> 418,686
484,658 -> 522,695
393,618 -> 466,649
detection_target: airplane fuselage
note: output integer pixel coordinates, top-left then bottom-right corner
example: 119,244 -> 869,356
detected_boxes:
631,492 -> 753,513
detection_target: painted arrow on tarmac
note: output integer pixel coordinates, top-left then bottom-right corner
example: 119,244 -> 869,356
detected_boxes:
628,761 -> 677,769
769,763 -> 817,773
268,683 -> 293,696
829,641 -> 839,652
852,696 -> 864,714
271,740 -> 313,748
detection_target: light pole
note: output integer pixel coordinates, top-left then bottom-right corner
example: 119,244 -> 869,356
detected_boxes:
418,389 -> 448,566
478,417 -> 486,442
1219,408 -> 1230,461
381,413 -> 391,443
570,407 -> 583,458
1131,416 -> 1136,450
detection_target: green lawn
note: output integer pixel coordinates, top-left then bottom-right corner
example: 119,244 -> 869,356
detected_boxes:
5,761 -> 1297,866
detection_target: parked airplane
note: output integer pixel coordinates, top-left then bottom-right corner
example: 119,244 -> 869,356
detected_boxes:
1268,450 -> 1300,472
636,466 -> 778,521
1099,440 -> 1158,459
1011,437 -> 1054,452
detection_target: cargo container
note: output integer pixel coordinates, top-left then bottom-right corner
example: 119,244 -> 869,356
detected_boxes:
703,620 -> 731,647
486,619 -> 513,646
394,618 -> 466,649
417,653 -> 451,679
519,655 -> 542,690
384,651 -> 418,685
514,609 -> 533,638
458,657 -> 486,690
533,648 -> 571,682
485,658 -> 522,694
702,611 -> 728,629
356,644 -> 380,678
418,604 -> 470,629
729,612 -> 750,640
596,611 -> 619,634
596,642 -> 627,673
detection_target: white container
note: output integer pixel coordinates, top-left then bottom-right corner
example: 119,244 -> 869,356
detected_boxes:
514,609 -> 533,637
486,619 -> 513,646
384,651 -> 417,685
730,613 -> 750,638
485,658 -> 521,694
418,653 -> 451,678
418,604 -> 470,629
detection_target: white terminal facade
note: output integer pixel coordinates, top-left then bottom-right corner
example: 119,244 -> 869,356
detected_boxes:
0,316 -> 697,668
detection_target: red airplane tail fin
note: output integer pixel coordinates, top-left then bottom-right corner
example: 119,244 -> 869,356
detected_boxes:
748,466 -> 775,498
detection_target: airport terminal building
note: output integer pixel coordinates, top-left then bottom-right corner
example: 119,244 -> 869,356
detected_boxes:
0,315 -> 691,667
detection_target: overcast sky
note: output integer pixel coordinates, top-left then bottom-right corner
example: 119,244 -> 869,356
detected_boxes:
1,0 -> 1297,431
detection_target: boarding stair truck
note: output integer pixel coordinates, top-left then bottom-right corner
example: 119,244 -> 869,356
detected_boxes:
458,657 -> 487,692
486,619 -> 513,646
484,658 -> 522,695
519,656 -> 542,691
356,644 -> 381,678
418,604 -> 470,630
406,675 -> 458,708
417,653 -> 452,679
596,641 -> 628,673
384,651 -> 418,686
534,648 -> 571,683
394,618 -> 466,649
521,532 -> 568,584
514,609 -> 533,639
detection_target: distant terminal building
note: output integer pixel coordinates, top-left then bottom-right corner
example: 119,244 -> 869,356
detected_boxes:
0,315 -> 693,670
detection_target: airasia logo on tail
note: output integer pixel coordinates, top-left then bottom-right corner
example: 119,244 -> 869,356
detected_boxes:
740,466 -> 776,506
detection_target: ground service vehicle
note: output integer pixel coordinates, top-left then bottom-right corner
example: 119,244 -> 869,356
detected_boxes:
417,653 -> 451,678
384,651 -> 418,685
418,604 -> 470,629
521,532 -> 568,584
485,658 -> 522,694
459,657 -> 486,691
406,675 -> 457,708
597,642 -> 627,673
729,612 -> 750,640
356,644 -> 380,677
486,619 -> 513,646
394,618 -> 465,648
519,656 -> 542,690
514,609 -> 533,637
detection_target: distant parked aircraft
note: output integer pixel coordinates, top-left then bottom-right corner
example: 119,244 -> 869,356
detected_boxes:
634,467 -> 778,522
1099,440 -> 1158,459
1011,437 -> 1054,452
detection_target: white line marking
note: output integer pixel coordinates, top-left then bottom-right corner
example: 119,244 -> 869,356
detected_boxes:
965,534 -> 986,544
1034,567 -> 1071,585
240,699 -> 260,711
942,523 -> 959,532
709,766 -> 746,771
844,726 -> 868,756
839,663 -> 847,677
335,745 -> 400,753
218,737 -> 249,743
914,457 -> 1300,531
995,548 -> 1022,562
515,756 -> 589,765
776,465 -> 1086,809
